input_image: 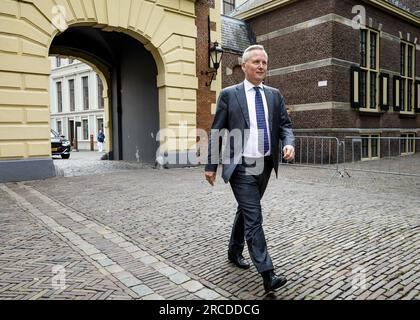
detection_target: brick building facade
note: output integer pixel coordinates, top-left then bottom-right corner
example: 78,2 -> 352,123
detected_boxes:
218,0 -> 420,162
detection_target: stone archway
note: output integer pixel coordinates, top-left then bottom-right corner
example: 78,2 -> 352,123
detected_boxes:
50,27 -> 161,162
0,0 -> 199,181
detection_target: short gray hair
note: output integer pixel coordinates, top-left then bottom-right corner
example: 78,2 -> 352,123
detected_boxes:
242,45 -> 268,64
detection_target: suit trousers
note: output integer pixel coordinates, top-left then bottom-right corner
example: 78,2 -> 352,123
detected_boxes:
228,155 -> 274,273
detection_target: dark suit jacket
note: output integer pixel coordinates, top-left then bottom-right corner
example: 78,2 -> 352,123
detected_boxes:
205,82 -> 295,183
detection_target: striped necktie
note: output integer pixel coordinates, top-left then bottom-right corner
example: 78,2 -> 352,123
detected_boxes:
254,87 -> 269,155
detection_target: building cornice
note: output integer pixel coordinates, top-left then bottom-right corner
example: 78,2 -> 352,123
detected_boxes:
232,0 -> 297,20
50,109 -> 105,117
362,0 -> 420,27
257,12 -> 420,52
233,0 -> 420,27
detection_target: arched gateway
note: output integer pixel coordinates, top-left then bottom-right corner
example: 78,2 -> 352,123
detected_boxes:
0,0 -> 221,181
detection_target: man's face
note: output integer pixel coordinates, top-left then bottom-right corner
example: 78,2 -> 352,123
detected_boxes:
242,49 -> 267,86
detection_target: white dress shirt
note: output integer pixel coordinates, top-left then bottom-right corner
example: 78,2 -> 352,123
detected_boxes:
242,79 -> 271,158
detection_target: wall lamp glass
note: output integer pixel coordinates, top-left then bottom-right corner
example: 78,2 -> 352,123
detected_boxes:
202,41 -> 223,86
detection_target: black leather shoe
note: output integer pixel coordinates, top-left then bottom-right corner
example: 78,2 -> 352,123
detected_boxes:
262,271 -> 287,292
228,252 -> 250,269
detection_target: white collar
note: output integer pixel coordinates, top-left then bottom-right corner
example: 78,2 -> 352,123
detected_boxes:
244,79 -> 264,91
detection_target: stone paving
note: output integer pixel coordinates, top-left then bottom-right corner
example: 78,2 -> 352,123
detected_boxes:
0,154 -> 419,300
52,150 -> 153,177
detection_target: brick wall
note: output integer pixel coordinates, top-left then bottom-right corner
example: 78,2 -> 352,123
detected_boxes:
248,0 -> 335,35
242,0 -> 420,133
268,66 -> 334,105
333,0 -> 420,132
221,51 -> 244,88
196,0 -> 217,134
259,22 -> 335,69
219,0 -> 420,140
335,0 -> 420,75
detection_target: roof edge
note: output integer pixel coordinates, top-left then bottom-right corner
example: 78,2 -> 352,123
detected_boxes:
231,0 -> 298,20
221,14 -> 249,24
363,0 -> 420,27
232,0 -> 420,27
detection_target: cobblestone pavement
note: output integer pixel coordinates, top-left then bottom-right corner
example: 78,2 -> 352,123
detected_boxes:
0,157 -> 419,300
52,151 -> 153,177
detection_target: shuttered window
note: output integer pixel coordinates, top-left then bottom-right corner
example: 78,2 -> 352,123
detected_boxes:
351,66 -> 360,108
399,41 -> 415,114
393,76 -> 401,111
415,80 -> 420,113
357,28 -> 379,111
379,73 -> 389,110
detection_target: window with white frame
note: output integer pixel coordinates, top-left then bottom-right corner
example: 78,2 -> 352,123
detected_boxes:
82,76 -> 89,110
56,81 -> 62,113
82,119 -> 89,140
396,41 -> 415,114
69,79 -> 75,112
359,28 -> 379,111
97,75 -> 104,109
57,120 -> 62,135
223,0 -> 235,14
400,133 -> 415,155
351,28 -> 382,111
97,118 -> 104,133
361,134 -> 380,160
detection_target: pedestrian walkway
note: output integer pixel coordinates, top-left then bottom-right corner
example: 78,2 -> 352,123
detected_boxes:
0,183 -> 214,300
0,165 -> 419,300
52,151 -> 153,177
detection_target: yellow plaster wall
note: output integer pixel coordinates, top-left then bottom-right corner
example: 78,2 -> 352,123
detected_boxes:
0,0 -> 204,160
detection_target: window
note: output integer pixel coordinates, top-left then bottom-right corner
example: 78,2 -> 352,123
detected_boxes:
69,79 -> 75,112
56,57 -> 61,67
358,29 -> 379,111
97,118 -> 104,133
82,76 -> 89,110
69,120 -> 74,144
398,41 -> 415,113
400,133 -> 415,155
57,121 -> 62,135
56,81 -> 62,113
223,0 -> 235,15
97,75 -> 104,109
361,134 -> 380,160
82,119 -> 89,140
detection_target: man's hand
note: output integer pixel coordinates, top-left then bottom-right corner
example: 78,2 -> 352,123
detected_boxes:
205,171 -> 216,186
283,145 -> 295,161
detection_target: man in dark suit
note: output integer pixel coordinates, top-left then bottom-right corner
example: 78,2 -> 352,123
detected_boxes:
204,45 -> 295,292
